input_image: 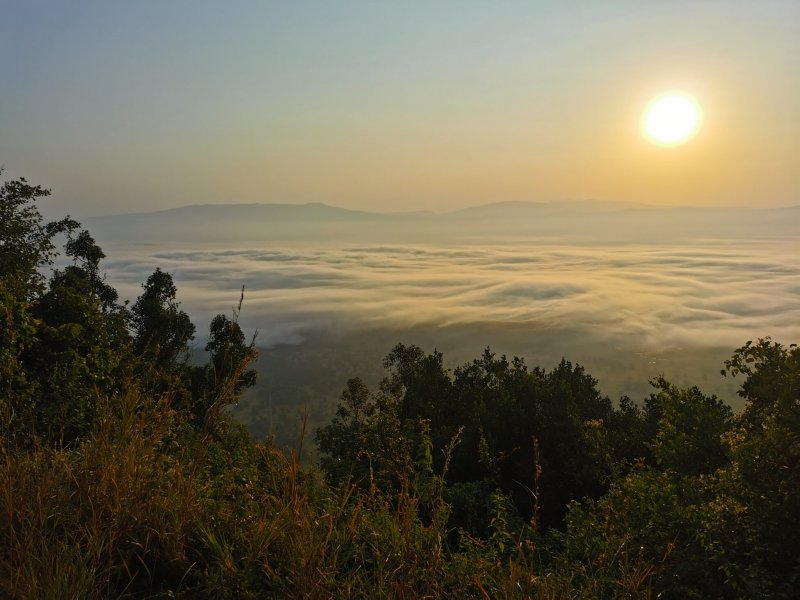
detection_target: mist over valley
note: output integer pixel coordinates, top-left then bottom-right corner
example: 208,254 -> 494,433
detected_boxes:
86,200 -> 799,444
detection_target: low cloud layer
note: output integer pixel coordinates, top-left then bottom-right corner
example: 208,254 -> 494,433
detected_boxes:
100,238 -> 800,350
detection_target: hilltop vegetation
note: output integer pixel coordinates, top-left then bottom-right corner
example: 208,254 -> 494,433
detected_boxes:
2,176 -> 798,598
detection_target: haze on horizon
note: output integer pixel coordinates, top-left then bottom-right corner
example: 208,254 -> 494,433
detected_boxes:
2,1 -> 798,218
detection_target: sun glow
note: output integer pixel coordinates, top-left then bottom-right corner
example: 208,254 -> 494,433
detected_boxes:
642,93 -> 702,146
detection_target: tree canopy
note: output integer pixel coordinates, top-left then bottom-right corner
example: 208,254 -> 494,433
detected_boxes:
0,175 -> 257,446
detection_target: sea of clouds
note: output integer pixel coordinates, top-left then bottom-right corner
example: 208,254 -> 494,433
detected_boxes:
99,238 -> 800,351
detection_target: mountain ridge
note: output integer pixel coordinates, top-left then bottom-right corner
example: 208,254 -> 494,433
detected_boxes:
83,198 -> 799,245
85,198 -> 800,221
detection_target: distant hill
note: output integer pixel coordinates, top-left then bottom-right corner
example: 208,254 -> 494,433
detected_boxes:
450,199 -> 645,217
119,202 -> 386,222
85,201 -> 409,244
85,199 -> 799,245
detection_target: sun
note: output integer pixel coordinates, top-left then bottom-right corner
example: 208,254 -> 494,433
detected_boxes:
642,92 -> 702,146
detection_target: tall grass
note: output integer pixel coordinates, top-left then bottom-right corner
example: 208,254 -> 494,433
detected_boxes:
1,384 -> 661,598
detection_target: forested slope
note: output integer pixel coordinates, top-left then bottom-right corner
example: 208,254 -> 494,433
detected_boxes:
2,176 -> 798,598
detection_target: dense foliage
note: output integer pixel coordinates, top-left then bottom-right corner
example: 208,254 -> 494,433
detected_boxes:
1,175 -> 798,598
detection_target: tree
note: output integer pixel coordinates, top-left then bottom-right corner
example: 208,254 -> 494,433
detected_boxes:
560,340 -> 800,597
318,345 -> 623,533
25,229 -> 130,445
382,343 -> 452,426
723,337 -> 800,430
0,175 -> 106,445
561,465 -> 720,598
130,268 -> 195,386
644,377 -> 732,475
315,377 -> 411,490
0,176 -> 78,297
1,172 -> 260,447
197,312 -> 258,428
0,278 -> 37,440
716,339 -> 800,596
64,229 -> 118,309
205,315 -> 256,396
0,174 -> 148,446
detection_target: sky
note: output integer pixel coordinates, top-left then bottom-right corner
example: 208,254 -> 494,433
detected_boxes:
2,1 -> 799,217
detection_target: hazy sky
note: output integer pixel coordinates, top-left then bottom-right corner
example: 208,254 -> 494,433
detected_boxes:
2,1 -> 798,216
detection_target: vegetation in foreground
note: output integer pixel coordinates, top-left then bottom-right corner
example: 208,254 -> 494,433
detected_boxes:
1,175 -> 798,598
